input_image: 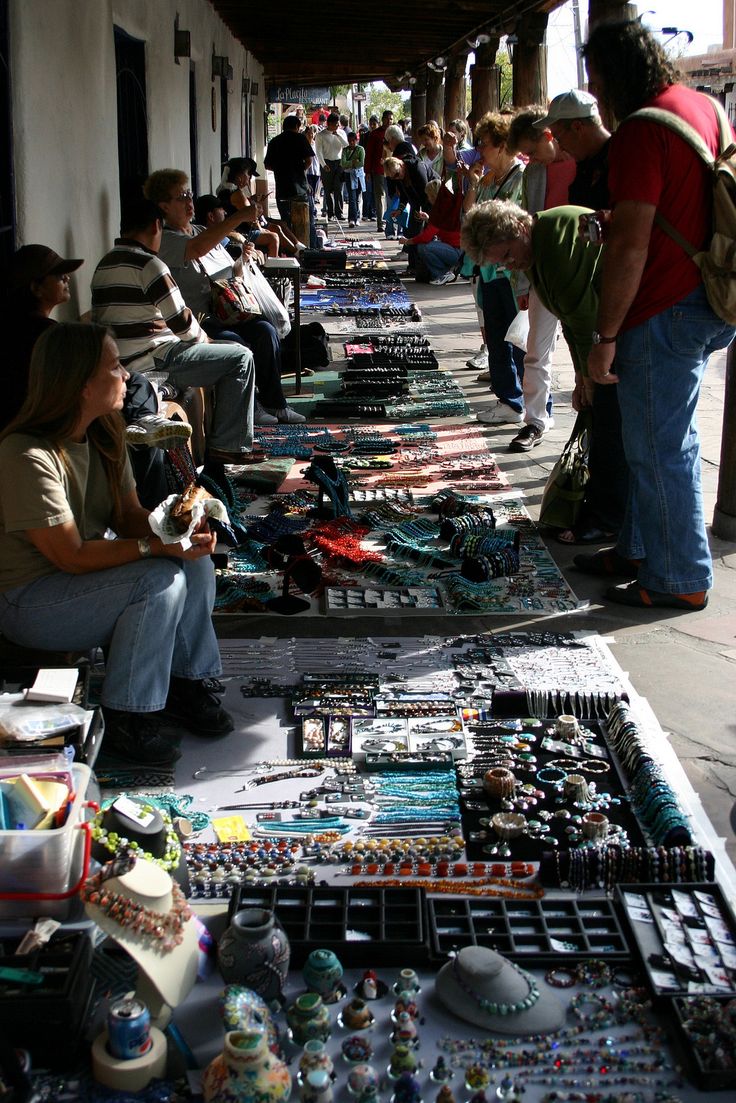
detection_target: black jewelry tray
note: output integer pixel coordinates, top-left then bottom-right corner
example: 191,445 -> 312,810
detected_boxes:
427,895 -> 631,963
460,718 -> 645,862
614,882 -> 736,1002
665,994 -> 736,1091
227,885 -> 428,966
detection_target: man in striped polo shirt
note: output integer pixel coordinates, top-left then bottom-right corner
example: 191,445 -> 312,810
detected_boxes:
91,198 -> 256,466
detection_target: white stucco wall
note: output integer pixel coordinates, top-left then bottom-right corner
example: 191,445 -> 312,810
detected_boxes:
9,0 -> 265,316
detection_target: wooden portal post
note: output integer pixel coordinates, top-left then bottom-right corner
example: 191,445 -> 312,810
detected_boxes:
512,12 -> 549,107
469,39 -> 501,127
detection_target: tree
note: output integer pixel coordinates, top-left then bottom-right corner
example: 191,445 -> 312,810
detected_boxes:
364,85 -> 409,122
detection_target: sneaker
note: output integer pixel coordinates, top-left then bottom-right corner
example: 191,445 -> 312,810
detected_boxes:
477,401 -> 524,426
101,708 -> 182,765
509,424 -> 545,452
475,369 -> 491,382
164,677 -> 235,737
429,271 -> 457,286
254,400 -> 279,425
267,406 -> 307,424
125,415 -> 192,449
466,345 -> 488,370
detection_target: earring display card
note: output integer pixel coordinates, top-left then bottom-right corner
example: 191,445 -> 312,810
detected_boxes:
324,585 -> 446,615
615,883 -> 736,999
226,885 -> 427,965
428,896 -> 630,962
407,716 -> 467,759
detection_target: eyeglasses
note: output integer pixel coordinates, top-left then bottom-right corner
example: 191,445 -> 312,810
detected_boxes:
171,190 -> 194,202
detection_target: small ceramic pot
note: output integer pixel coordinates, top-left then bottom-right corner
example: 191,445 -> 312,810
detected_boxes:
298,1039 -> 334,1085
303,949 -> 344,1003
339,998 -> 374,1031
287,992 -> 331,1045
388,1043 -> 418,1079
392,968 -> 420,995
341,1035 -> 374,1064
201,1029 -> 291,1103
347,1063 -> 380,1099
220,985 -> 280,1054
300,1067 -> 333,1103
218,909 -> 291,1007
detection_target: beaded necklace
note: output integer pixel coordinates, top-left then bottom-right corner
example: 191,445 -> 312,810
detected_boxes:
81,870 -> 192,952
91,803 -> 182,872
358,876 -> 544,899
450,955 -> 541,1017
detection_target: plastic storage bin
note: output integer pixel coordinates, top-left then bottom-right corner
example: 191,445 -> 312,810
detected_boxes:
0,762 -> 95,918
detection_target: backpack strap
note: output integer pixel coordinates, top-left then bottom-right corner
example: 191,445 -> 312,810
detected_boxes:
630,97 -> 733,257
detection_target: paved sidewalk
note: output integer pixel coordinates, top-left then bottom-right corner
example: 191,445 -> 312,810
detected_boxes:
402,245 -> 736,864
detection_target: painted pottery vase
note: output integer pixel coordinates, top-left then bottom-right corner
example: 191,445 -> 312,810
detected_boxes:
299,1067 -> 333,1103
347,1063 -> 380,1099
341,1035 -> 374,1063
391,1010 -> 418,1046
218,908 -> 291,1006
392,1071 -> 422,1103
302,949 -> 344,1002
286,992 -> 332,1045
392,968 -> 420,995
388,1044 -> 418,1078
298,1039 -> 334,1085
221,985 -> 280,1053
202,1029 -> 291,1103
340,998 -> 374,1030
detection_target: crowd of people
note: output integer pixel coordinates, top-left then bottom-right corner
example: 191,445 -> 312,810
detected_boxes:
0,19 -> 730,769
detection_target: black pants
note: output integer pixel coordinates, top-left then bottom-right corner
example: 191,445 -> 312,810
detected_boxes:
585,380 -> 629,536
203,317 -> 286,411
123,371 -> 169,509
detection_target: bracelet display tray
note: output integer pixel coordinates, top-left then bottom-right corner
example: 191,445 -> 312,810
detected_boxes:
324,585 -> 446,616
667,994 -> 736,1091
615,882 -> 736,1002
226,885 -> 428,966
427,895 -> 631,963
460,718 -> 645,861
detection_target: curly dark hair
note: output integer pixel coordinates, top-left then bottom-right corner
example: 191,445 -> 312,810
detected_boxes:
582,20 -> 678,121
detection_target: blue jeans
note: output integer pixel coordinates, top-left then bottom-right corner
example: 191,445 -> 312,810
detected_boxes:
418,241 -> 462,281
0,558 -> 221,712
155,340 -> 254,454
615,283 -> 735,593
347,187 -> 361,224
481,276 -> 525,413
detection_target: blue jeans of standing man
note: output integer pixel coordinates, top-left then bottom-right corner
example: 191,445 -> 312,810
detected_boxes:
0,558 -> 221,712
614,283 -> 735,594
154,339 -> 255,455
481,276 -> 525,413
417,241 -> 462,281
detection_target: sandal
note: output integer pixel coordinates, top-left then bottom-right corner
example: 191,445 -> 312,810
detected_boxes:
556,524 -> 615,546
605,582 -> 708,611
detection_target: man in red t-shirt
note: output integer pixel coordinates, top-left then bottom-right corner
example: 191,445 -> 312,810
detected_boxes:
364,109 -> 394,232
578,21 -> 735,611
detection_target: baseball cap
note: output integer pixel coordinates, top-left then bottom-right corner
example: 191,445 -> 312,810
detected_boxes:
194,194 -> 225,223
534,89 -> 599,129
9,245 -> 83,291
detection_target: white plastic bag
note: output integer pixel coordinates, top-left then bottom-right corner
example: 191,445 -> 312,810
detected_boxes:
243,261 -> 291,339
505,310 -> 530,352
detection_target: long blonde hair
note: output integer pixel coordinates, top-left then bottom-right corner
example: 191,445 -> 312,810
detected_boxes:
0,322 -> 128,521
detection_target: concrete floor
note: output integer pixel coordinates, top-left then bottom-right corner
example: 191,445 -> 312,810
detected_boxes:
217,226 -> 736,867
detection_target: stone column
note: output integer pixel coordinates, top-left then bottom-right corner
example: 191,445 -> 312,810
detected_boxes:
426,68 -> 444,127
512,12 -> 549,107
469,39 -> 500,127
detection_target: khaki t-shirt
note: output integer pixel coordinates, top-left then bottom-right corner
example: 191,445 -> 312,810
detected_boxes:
0,433 -> 135,592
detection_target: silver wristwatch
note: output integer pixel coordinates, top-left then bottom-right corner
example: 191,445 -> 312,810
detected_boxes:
137,537 -> 152,558
592,331 -> 617,345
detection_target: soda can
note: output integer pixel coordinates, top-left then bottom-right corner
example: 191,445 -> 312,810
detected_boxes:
107,994 -> 152,1060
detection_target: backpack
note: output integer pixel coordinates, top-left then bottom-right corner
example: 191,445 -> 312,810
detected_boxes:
632,97 -> 736,324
